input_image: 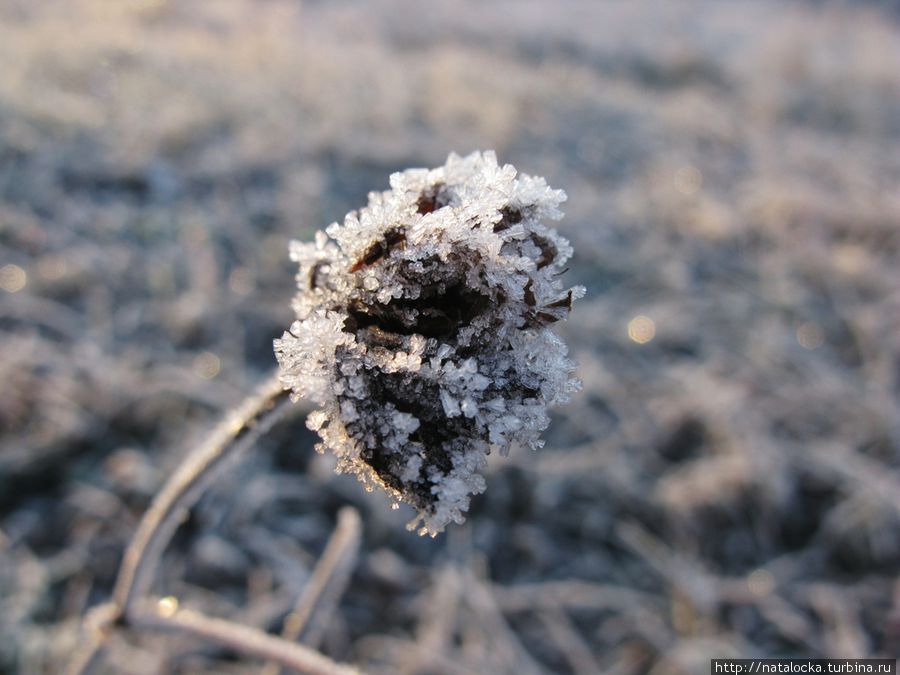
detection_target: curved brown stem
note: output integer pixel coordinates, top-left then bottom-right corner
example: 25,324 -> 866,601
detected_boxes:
68,374 -> 308,674
133,599 -> 359,675
112,374 -> 291,616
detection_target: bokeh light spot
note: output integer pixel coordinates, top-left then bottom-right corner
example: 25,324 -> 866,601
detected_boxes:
0,264 -> 27,293
628,315 -> 656,344
747,569 -> 774,597
193,351 -> 221,379
797,322 -> 824,350
228,267 -> 253,296
157,596 -> 179,617
674,165 -> 703,196
37,255 -> 68,281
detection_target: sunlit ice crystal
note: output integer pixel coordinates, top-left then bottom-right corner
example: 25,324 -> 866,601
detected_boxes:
274,151 -> 583,536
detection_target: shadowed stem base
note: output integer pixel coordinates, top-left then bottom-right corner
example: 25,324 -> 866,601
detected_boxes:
68,374 -> 359,675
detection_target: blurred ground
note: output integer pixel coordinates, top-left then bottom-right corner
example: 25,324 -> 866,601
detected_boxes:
2,0 -> 900,673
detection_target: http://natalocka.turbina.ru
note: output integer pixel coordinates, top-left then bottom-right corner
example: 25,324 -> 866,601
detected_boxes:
275,151 -> 583,535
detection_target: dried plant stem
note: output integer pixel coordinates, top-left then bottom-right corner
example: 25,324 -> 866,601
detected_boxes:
70,373 -> 353,675
113,374 -> 292,615
464,571 -> 544,675
262,507 -> 362,675
398,565 -> 461,675
133,599 -> 360,675
67,603 -> 119,675
537,607 -> 602,675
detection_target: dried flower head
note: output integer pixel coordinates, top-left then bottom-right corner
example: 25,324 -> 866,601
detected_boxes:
275,151 -> 583,535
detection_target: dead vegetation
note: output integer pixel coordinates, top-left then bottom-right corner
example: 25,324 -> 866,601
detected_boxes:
1,0 -> 898,672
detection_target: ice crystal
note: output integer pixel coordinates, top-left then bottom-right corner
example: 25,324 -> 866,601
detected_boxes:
274,151 -> 583,535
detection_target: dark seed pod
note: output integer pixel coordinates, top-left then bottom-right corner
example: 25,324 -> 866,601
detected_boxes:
275,151 -> 583,535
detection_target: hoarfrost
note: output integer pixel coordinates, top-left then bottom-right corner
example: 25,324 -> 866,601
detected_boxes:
274,151 -> 582,535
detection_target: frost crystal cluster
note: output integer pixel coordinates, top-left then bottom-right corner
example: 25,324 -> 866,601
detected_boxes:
275,151 -> 582,535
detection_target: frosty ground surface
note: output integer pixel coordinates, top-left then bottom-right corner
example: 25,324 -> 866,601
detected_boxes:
1,1 -> 899,672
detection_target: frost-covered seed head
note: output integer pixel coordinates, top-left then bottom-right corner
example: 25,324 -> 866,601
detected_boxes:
274,151 -> 583,535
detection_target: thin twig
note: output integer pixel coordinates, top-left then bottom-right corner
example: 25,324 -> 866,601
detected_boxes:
463,569 -> 544,675
132,599 -> 360,675
66,603 -> 120,675
537,606 -> 602,675
66,640 -> 104,675
69,373 -> 293,675
398,565 -> 462,675
355,635 -> 479,675
262,507 -> 362,675
113,373 -> 291,615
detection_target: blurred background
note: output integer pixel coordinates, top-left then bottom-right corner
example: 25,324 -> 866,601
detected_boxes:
1,0 -> 899,673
